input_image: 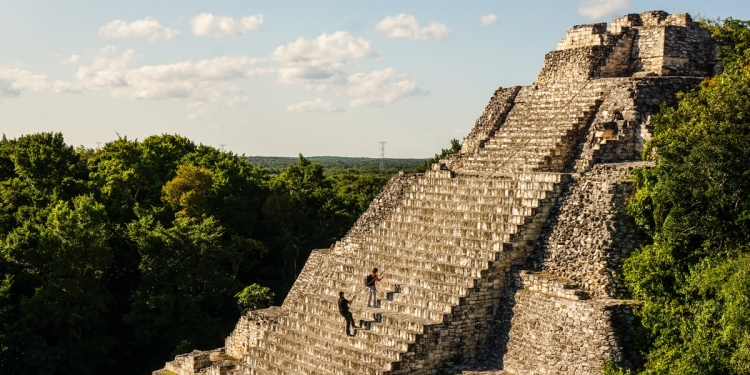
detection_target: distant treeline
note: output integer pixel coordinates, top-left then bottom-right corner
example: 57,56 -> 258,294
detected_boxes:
245,156 -> 427,174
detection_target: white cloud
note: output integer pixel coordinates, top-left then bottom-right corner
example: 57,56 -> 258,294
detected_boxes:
271,31 -> 379,88
98,17 -> 180,42
480,14 -> 498,26
271,32 -> 420,108
0,68 -> 51,98
578,0 -> 631,20
70,46 -> 270,118
61,54 -> 81,64
347,68 -> 420,107
286,98 -> 340,112
191,13 -> 263,37
375,14 -> 451,40
0,67 -> 80,98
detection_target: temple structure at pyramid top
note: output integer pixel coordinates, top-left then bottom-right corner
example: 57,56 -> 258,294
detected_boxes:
155,10 -> 718,375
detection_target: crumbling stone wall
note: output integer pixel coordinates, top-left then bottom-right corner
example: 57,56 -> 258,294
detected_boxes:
528,163 -> 646,298
344,172 -> 419,239
461,87 -> 522,155
575,77 -> 702,172
225,307 -> 284,359
537,46 -> 611,84
628,12 -> 717,77
500,289 -> 639,374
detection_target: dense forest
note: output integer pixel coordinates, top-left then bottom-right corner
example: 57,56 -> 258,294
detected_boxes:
0,135 -> 396,374
615,18 -> 750,375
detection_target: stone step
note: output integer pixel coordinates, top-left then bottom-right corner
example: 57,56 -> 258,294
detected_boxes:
417,175 -> 560,185
284,296 -> 432,336
410,178 -> 559,191
398,197 -> 544,213
396,203 -> 536,220
426,171 -> 567,183
275,307 -> 414,350
388,210 -> 535,227
322,276 -> 463,308
377,295 -> 450,321
262,316 -> 404,363
253,335 -> 389,374
373,227 -> 516,244
388,208 -> 534,222
404,189 -> 552,202
320,271 -> 472,305
282,307 -> 421,344
404,190 -> 550,203
321,273 -> 468,306
336,264 -> 479,292
352,231 -> 510,249
380,221 -> 522,237
339,255 -> 486,281
335,241 -> 500,270
244,344 -> 373,375
338,251 -> 494,280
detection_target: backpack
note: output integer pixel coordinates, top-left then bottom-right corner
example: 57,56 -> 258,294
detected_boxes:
365,274 -> 374,286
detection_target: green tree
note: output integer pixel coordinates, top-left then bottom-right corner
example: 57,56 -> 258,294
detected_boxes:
0,196 -> 112,375
235,284 -> 275,314
161,165 -> 214,216
415,138 -> 462,173
125,213 -> 240,359
703,17 -> 750,67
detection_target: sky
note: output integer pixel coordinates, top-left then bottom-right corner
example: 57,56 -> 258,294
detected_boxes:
1,0 -> 749,158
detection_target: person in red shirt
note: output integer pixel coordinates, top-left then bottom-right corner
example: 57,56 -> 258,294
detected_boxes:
366,268 -> 382,308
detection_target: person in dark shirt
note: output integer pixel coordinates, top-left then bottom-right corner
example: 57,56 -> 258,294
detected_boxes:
338,291 -> 358,336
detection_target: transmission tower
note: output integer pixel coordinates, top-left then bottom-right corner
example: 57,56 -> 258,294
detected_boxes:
219,144 -> 226,152
379,141 -> 387,171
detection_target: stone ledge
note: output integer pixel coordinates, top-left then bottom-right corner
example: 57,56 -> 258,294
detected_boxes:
225,306 -> 284,358
514,270 -> 589,300
155,348 -> 237,375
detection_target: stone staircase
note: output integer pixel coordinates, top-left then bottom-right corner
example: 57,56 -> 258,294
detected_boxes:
455,82 -> 615,174
220,170 -> 569,375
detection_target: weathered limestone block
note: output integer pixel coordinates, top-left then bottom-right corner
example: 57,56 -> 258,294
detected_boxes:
461,86 -> 522,156
574,77 -> 701,172
343,172 -> 419,239
529,162 -> 647,298
154,349 -> 228,375
556,23 -> 613,50
225,307 -> 283,358
499,290 -> 639,375
514,270 -> 588,300
628,12 -> 718,76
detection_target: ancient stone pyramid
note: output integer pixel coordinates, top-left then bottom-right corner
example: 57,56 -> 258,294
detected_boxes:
155,11 -> 718,375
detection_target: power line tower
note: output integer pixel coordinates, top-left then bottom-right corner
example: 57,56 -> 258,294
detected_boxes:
219,144 -> 226,152
379,141 -> 387,171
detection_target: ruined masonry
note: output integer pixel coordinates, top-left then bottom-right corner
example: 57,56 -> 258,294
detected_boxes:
155,11 -> 718,375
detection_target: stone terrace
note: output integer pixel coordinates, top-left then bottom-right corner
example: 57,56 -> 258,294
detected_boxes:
154,10 -> 717,375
